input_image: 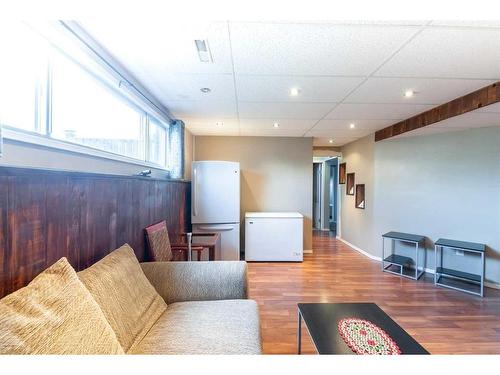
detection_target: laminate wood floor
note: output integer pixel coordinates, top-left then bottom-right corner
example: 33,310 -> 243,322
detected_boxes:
247,231 -> 500,354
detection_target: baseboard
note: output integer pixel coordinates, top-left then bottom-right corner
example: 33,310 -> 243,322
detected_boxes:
337,237 -> 381,262
303,249 -> 313,254
338,237 -> 500,291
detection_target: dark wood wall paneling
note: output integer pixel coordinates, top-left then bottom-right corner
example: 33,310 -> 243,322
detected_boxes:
375,81 -> 500,141
0,167 -> 190,298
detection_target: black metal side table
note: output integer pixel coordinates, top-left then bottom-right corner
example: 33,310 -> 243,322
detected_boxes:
434,238 -> 485,297
382,231 -> 426,280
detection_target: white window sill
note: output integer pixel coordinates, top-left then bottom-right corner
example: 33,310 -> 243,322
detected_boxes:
2,127 -> 169,172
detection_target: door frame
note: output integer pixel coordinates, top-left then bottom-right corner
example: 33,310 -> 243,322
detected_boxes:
312,162 -> 323,229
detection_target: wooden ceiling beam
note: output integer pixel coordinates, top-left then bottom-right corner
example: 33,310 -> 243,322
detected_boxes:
375,81 -> 500,142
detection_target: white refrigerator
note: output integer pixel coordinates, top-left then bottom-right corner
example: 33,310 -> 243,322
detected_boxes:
191,161 -> 240,260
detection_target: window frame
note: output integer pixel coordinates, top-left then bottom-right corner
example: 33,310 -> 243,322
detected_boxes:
1,24 -> 171,171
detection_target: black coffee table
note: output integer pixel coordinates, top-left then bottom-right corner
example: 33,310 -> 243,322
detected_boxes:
297,303 -> 428,354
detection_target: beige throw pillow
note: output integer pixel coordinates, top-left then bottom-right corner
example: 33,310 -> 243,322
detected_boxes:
78,244 -> 167,352
0,257 -> 124,354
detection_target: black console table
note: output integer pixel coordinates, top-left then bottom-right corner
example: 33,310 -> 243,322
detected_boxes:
434,238 -> 485,297
382,231 -> 426,280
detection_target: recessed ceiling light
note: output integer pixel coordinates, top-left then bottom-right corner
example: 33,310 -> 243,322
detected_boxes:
200,87 -> 211,93
290,87 -> 300,96
329,139 -> 333,144
349,123 -> 355,129
273,122 -> 280,128
404,90 -> 414,98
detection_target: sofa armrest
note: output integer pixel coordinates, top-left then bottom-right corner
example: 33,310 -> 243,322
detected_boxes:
140,261 -> 248,304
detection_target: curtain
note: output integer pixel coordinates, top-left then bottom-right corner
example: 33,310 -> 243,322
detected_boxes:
168,119 -> 185,179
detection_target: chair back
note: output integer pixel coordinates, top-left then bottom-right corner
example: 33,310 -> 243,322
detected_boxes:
145,221 -> 172,261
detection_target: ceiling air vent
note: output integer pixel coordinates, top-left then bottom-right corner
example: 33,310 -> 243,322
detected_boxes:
195,39 -> 213,63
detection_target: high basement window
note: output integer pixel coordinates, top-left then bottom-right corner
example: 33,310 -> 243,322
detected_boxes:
0,21 -> 171,170
0,23 -> 49,134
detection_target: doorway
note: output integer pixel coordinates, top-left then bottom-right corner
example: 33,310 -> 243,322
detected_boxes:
312,157 -> 339,235
326,158 -> 338,235
312,162 -> 322,229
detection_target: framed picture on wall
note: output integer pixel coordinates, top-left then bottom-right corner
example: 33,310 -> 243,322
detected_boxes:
355,184 -> 365,209
346,173 -> 355,195
339,162 -> 346,184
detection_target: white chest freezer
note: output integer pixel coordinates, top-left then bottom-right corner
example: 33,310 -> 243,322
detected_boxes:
244,212 -> 303,262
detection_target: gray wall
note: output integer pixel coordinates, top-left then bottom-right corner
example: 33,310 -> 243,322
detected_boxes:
194,136 -> 313,250
340,134 -> 375,255
340,127 -> 500,286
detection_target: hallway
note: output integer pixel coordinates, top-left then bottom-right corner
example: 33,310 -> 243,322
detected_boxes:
247,232 -> 500,354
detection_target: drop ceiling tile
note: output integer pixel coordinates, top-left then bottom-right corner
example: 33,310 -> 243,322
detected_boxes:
141,73 -> 236,102
313,137 -> 358,147
305,128 -> 374,138
345,77 -> 495,104
190,128 -> 240,136
183,117 -> 239,129
239,118 -> 315,130
239,129 -> 306,137
187,121 -> 240,136
238,102 -> 334,119
326,103 -> 433,120
430,21 -> 500,28
229,22 -> 421,75
235,75 -> 364,102
81,20 -> 234,74
314,119 -> 393,131
167,100 -> 237,118
375,27 -> 500,79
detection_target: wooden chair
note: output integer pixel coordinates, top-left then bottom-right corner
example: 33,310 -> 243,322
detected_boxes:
145,221 -> 205,261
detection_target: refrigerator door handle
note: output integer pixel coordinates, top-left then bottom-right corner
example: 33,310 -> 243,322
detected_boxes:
193,166 -> 198,217
197,225 -> 234,231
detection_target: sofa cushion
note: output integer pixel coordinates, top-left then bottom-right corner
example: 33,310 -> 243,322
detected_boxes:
78,244 -> 167,352
0,258 -> 124,354
129,299 -> 262,354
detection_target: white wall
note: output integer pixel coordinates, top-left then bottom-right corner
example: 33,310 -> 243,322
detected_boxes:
0,127 -> 195,180
0,139 -> 168,177
339,134 -> 375,255
340,127 -> 500,286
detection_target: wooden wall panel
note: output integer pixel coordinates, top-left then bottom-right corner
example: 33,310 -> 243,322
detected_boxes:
0,177 -> 9,297
0,167 -> 190,298
46,176 -> 72,266
8,176 -> 48,292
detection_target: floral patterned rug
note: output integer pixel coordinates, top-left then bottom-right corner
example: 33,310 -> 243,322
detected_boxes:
338,318 -> 401,355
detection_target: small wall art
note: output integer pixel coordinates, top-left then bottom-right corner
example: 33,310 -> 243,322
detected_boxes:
346,173 -> 355,195
339,162 -> 346,184
355,184 -> 365,209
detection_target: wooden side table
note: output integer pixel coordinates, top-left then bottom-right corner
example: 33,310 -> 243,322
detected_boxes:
171,232 -> 221,261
